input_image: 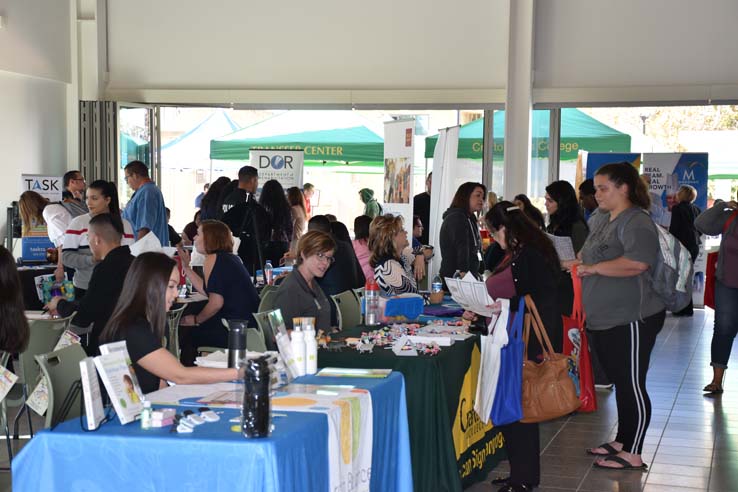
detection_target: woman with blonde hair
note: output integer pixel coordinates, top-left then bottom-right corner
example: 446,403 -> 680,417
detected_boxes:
368,215 -> 418,296
287,186 -> 308,243
18,191 -> 48,236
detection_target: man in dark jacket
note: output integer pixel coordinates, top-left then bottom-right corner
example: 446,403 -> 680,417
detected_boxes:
221,166 -> 271,275
413,173 -> 432,245
45,213 -> 134,355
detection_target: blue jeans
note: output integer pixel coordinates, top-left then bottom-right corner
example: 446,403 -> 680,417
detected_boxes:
711,280 -> 738,369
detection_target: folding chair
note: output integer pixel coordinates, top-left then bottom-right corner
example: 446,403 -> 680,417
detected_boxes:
165,304 -> 187,359
331,290 -> 362,331
35,344 -> 87,429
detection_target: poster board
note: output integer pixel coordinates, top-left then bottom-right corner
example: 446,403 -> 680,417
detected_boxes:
383,120 -> 415,237
249,149 -> 304,189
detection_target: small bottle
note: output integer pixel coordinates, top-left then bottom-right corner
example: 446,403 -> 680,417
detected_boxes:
453,270 -> 462,279
431,275 -> 443,294
264,261 -> 274,286
290,328 -> 307,376
364,278 -> 380,326
304,323 -> 318,375
140,400 -> 152,430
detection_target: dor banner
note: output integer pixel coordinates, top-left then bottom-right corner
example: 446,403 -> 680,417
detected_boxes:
249,149 -> 304,189
383,120 -> 415,237
21,174 -> 63,202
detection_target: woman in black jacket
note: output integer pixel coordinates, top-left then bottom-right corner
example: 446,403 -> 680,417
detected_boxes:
670,185 -> 701,316
482,201 -> 562,492
439,182 -> 486,282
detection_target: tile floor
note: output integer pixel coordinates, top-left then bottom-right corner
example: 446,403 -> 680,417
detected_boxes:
0,309 -> 731,492
468,309 -> 735,492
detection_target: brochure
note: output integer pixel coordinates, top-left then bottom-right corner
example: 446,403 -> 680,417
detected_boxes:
93,347 -> 144,425
79,357 -> 106,430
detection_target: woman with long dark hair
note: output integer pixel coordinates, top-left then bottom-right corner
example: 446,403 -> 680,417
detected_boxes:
478,202 -> 561,492
669,185 -> 701,316
0,246 -> 30,353
577,162 -> 665,470
352,215 -> 373,281
62,180 -> 134,296
101,252 -> 237,393
439,182 -> 486,281
287,186 -> 307,243
545,180 -> 589,252
513,194 -> 545,229
199,176 -> 231,220
259,179 -> 294,264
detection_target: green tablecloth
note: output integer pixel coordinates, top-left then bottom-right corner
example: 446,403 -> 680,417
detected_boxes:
318,326 -> 504,492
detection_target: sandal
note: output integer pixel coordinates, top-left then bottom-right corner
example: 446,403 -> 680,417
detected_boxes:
703,383 -> 724,394
593,455 -> 647,471
586,442 -> 620,456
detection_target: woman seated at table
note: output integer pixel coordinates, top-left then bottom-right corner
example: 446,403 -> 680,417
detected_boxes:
0,245 -> 30,353
272,231 -> 335,332
178,220 -> 260,360
100,252 -> 238,394
472,202 -> 562,492
368,215 -> 419,296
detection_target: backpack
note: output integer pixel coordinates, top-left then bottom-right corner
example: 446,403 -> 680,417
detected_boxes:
617,209 -> 693,312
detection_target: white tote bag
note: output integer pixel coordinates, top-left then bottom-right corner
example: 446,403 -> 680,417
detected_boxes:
474,299 -> 510,424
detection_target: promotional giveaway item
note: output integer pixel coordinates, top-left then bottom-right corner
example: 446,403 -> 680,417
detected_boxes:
490,297 -> 525,426
562,267 -> 596,413
474,299 -> 510,424
241,356 -> 272,438
226,319 -> 248,368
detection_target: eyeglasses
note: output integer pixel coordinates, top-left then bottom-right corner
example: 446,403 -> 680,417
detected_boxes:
124,174 -> 132,181
316,252 -> 335,264
71,178 -> 85,182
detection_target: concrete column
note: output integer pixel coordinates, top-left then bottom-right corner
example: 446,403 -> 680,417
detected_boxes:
503,0 -> 535,200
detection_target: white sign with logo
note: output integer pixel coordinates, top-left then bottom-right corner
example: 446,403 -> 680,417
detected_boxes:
249,149 -> 304,189
21,174 -> 63,202
383,119 -> 415,238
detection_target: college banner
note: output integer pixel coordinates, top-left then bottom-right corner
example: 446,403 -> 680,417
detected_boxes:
249,149 -> 304,189
642,153 -> 709,307
383,120 -> 415,237
583,152 -> 641,180
21,174 -> 63,202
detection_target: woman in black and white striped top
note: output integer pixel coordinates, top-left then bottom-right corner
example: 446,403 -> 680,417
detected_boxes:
368,215 -> 418,296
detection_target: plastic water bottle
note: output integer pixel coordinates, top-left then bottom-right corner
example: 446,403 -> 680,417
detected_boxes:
431,275 -> 443,294
140,400 -> 152,430
264,260 -> 274,286
364,278 -> 380,326
453,270 -> 462,279
290,328 -> 306,376
304,322 -> 318,375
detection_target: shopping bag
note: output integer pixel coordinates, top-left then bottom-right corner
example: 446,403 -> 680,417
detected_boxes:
474,299 -> 510,424
490,297 -> 524,426
521,295 -> 581,423
562,267 -> 597,412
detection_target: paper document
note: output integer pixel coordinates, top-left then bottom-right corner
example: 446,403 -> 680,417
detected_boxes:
546,233 -> 576,261
445,272 -> 496,317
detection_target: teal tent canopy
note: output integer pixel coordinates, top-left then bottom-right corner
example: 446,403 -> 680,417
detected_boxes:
120,133 -> 150,168
210,111 -> 384,167
424,108 -> 631,160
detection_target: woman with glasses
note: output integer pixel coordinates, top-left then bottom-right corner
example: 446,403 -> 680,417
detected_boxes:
62,180 -> 134,297
368,214 -> 419,296
272,230 -> 336,331
177,220 -> 260,364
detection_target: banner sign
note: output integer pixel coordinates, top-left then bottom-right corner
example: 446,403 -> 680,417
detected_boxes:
642,153 -> 709,307
383,120 -> 415,237
584,153 -> 641,180
249,149 -> 304,189
21,174 -> 63,202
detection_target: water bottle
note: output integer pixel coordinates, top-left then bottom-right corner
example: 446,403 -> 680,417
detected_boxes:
140,400 -> 152,430
264,261 -> 274,286
241,356 -> 272,438
290,327 -> 306,376
227,320 -> 248,368
453,270 -> 462,279
364,278 -> 380,326
431,275 -> 443,294
304,322 -> 318,375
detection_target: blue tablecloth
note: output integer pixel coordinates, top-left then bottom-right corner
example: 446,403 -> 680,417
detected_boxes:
12,372 -> 412,492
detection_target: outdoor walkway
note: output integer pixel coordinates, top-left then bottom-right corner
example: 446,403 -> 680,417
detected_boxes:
468,308 -> 735,492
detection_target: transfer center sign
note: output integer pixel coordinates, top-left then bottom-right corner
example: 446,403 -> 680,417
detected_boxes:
250,149 -> 304,189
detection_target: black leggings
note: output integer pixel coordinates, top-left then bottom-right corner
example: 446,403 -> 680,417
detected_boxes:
589,310 -> 666,454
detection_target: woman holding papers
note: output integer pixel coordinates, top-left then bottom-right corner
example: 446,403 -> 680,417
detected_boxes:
479,202 -> 562,492
101,252 -> 238,394
62,180 -> 135,297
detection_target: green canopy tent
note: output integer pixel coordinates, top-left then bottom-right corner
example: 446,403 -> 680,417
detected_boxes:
120,133 -> 150,167
209,111 -> 385,169
424,108 -> 631,160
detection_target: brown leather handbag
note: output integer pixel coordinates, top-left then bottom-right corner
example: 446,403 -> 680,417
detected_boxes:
520,295 -> 581,423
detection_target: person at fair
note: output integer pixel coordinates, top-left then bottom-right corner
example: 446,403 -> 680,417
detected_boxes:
0,245 -> 30,354
412,172 -> 432,245
307,215 -> 365,296
47,213 -> 134,355
513,194 -> 545,229
272,231 -> 335,332
122,160 -> 169,244
182,211 -> 201,246
63,181 -> 135,297
221,166 -> 258,215
259,179 -> 293,265
359,188 -> 382,218
478,202 -> 562,492
165,208 -> 182,247
368,215 -> 418,296
695,192 -> 738,394
61,170 -> 89,215
669,185 -> 701,316
19,191 -> 68,280
199,176 -> 230,221
178,220 -> 260,364
578,179 -> 598,219
302,183 -> 315,219
100,252 -> 238,394
287,186 -> 308,244
352,215 -> 374,281
577,162 -> 665,470
194,182 -> 209,209
439,182 -> 486,282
